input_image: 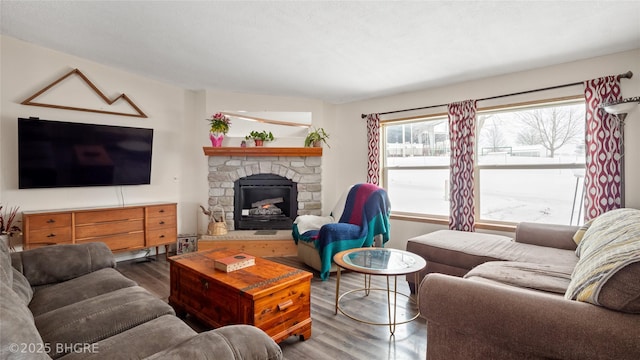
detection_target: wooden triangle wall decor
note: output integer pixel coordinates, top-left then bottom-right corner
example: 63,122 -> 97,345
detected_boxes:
21,68 -> 148,118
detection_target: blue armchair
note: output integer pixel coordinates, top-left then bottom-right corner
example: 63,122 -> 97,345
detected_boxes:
292,183 -> 391,280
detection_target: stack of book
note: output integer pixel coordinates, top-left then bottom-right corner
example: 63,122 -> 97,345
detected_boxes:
214,253 -> 256,272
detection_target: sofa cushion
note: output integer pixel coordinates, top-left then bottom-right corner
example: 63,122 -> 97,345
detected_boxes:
464,261 -> 574,294
35,286 -> 175,359
515,222 -> 578,250
29,268 -> 137,316
58,315 -> 196,360
0,281 -> 49,360
15,243 -> 115,286
565,208 -> 640,313
407,230 -> 578,273
144,325 -> 283,360
11,267 -> 33,305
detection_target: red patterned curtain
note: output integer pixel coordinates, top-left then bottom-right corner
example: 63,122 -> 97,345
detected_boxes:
448,100 -> 477,231
583,76 -> 623,220
366,113 -> 381,185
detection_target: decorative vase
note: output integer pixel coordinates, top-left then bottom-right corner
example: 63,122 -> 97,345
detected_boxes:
209,132 -> 224,147
254,139 -> 264,147
0,234 -> 9,250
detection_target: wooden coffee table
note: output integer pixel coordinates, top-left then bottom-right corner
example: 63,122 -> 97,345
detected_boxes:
168,248 -> 312,343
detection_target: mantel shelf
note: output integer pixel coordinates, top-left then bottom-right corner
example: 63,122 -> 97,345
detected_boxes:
203,147 -> 323,157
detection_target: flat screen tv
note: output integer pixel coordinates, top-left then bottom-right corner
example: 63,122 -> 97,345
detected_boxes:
18,117 -> 153,189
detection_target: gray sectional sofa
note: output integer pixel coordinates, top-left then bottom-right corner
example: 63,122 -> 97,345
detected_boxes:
0,241 -> 283,360
408,210 -> 640,359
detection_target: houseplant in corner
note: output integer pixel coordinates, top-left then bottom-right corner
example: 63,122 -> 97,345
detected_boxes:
207,112 -> 231,147
0,204 -> 21,251
245,130 -> 274,147
304,127 -> 330,148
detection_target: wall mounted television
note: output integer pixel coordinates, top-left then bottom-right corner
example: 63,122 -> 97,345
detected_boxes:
18,117 -> 153,189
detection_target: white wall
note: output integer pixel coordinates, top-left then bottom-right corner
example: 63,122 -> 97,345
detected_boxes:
334,49 -> 640,250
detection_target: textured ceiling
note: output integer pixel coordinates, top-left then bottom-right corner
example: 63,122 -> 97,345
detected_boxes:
2,1 -> 639,104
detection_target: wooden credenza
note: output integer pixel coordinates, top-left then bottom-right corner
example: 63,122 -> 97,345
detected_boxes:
23,203 -> 177,253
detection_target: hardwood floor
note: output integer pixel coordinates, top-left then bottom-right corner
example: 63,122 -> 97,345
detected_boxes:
117,255 -> 427,360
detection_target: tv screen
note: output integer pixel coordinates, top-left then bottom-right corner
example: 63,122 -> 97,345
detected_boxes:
18,117 -> 153,189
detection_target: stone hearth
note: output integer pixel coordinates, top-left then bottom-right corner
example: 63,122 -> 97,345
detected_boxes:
205,147 -> 323,231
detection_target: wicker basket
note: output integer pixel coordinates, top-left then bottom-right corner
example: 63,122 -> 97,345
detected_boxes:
208,205 -> 228,235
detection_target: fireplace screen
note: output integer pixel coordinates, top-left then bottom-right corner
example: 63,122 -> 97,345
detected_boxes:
234,174 -> 297,230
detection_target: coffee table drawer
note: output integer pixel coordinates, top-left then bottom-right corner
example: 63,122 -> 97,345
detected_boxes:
254,280 -> 311,332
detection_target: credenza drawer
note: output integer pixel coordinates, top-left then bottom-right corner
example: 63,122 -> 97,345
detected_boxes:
27,227 -> 73,245
75,208 -> 144,225
146,215 -> 177,230
146,204 -> 176,219
147,228 -> 176,246
27,213 -> 72,230
76,219 -> 144,239
76,232 -> 145,252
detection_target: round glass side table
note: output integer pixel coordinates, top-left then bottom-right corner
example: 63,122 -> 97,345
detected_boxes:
333,247 -> 426,335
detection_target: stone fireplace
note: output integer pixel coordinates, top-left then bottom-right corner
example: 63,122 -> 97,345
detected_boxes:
205,147 -> 323,231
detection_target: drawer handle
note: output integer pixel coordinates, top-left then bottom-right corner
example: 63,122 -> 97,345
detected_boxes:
277,299 -> 294,311
200,279 -> 209,290
159,209 -> 165,213
46,219 -> 56,224
159,235 -> 165,238
159,221 -> 165,225
46,233 -> 57,238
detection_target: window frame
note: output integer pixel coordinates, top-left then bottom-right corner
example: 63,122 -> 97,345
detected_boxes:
381,95 -> 586,227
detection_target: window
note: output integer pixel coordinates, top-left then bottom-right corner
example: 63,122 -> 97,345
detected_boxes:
382,99 -> 586,225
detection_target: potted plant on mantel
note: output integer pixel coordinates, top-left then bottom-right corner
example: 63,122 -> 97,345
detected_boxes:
245,130 -> 274,147
207,112 -> 231,147
304,127 -> 330,148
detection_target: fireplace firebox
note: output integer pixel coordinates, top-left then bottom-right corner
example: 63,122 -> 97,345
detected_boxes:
234,174 -> 297,230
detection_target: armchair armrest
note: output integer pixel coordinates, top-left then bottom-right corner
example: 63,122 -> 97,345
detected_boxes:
420,274 -> 640,360
10,242 -> 116,286
145,325 -> 282,360
515,222 -> 579,250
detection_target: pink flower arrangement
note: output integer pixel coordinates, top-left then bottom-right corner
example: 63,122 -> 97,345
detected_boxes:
208,113 -> 231,134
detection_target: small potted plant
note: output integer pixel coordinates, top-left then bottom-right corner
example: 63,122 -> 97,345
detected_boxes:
304,127 -> 330,148
207,113 -> 231,147
0,204 -> 22,251
245,130 -> 274,146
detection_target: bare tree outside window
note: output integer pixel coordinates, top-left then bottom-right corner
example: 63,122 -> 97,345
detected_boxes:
478,115 -> 508,153
515,106 -> 583,157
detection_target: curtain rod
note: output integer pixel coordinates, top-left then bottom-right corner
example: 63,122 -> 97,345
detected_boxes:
361,71 -> 633,119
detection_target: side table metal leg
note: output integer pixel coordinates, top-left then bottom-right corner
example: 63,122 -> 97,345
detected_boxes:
364,273 -> 372,296
386,275 -> 398,335
335,267 -> 341,315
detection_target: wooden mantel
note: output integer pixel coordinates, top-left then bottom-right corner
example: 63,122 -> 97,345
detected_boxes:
203,147 -> 322,157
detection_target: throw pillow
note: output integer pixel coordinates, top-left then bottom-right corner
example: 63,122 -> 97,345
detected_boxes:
565,208 -> 640,313
572,219 -> 593,249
